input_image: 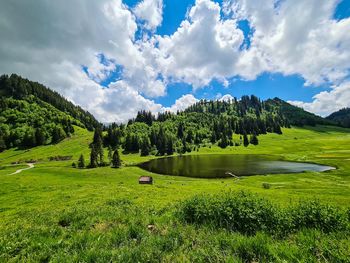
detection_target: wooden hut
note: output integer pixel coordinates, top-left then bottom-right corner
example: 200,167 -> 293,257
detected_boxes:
139,176 -> 153,184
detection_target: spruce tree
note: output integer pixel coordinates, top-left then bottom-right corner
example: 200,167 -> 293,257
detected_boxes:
89,145 -> 98,168
140,137 -> 151,156
78,154 -> 85,168
250,134 -> 259,145
218,133 -> 228,148
35,128 -> 46,146
92,127 -> 104,165
0,136 -> 6,152
108,146 -> 113,162
166,137 -> 174,155
112,149 -> 121,168
243,133 -> 249,147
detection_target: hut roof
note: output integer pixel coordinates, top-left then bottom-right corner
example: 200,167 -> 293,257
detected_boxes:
139,176 -> 153,182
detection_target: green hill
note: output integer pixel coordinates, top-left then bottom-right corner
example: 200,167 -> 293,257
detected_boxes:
103,96 -> 336,157
0,74 -> 100,151
326,108 -> 350,127
265,97 -> 334,126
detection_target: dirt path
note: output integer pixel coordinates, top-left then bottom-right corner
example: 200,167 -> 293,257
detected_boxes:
10,163 -> 35,175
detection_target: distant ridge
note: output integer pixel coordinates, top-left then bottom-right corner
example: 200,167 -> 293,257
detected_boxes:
265,97 -> 335,127
326,108 -> 350,128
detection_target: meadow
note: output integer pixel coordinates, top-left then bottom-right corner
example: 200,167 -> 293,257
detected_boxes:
0,125 -> 350,262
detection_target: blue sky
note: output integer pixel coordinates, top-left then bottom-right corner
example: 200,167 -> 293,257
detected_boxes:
1,0 -> 350,122
123,0 -> 349,108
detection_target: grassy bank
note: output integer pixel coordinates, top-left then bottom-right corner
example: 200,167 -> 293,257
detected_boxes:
0,125 -> 350,262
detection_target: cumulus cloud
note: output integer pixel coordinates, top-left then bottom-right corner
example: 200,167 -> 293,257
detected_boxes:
154,0 -> 246,87
224,0 -> 350,85
289,82 -> 350,117
133,0 -> 163,31
0,0 -> 165,122
164,94 -> 199,112
0,0 -> 349,121
219,94 -> 235,102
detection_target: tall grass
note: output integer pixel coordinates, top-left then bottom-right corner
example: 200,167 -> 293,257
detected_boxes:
178,191 -> 349,236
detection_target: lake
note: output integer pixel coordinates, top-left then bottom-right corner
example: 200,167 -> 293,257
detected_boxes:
139,154 -> 335,178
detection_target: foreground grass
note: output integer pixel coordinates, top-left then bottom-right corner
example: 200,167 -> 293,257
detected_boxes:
0,125 -> 350,262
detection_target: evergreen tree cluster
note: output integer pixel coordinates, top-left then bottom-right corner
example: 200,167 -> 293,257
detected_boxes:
326,108 -> 350,128
101,96 -> 293,156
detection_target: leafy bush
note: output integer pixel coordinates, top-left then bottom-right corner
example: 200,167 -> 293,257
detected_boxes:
291,201 -> 348,233
262,182 -> 271,189
178,191 -> 349,236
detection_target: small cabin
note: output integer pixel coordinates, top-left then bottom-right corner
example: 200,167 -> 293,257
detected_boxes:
139,176 -> 153,185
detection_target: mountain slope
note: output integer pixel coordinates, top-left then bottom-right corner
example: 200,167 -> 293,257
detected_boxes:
0,74 -> 100,151
101,95 -> 338,157
265,98 -> 334,126
326,108 -> 350,128
0,74 -> 99,130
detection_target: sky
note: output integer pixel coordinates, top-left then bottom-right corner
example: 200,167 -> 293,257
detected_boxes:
0,0 -> 350,123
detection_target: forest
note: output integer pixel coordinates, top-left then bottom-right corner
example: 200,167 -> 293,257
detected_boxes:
86,95 -> 334,167
0,74 -> 100,151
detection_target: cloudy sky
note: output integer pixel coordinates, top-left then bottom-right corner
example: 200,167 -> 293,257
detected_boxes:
0,0 -> 349,122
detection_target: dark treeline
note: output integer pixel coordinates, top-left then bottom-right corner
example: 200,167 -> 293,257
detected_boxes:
267,97 -> 335,127
326,107 -> 350,128
0,74 -> 101,151
101,96 -> 293,157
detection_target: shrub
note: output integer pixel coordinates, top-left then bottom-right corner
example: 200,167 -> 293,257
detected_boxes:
262,183 -> 271,189
178,191 -> 283,235
178,191 -> 349,236
291,201 -> 348,233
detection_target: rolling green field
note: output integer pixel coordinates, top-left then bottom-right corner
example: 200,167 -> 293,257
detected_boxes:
1,126 -> 350,262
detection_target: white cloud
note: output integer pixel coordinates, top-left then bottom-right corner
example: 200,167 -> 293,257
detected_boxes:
133,0 -> 163,31
289,82 -> 350,117
164,94 -> 199,112
0,0 -> 166,123
225,0 -> 350,86
219,94 -> 235,102
0,0 -> 350,122
154,0 -> 245,88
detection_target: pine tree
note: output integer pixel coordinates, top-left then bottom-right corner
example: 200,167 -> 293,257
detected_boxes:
250,134 -> 259,145
157,127 -> 167,155
92,127 -> 104,165
166,137 -> 174,155
78,154 -> 85,168
0,136 -> 6,152
112,149 -> 121,168
218,133 -> 228,148
140,137 -> 151,156
177,122 -> 184,139
108,146 -> 113,162
52,126 -> 66,144
89,145 -> 98,168
243,133 -> 249,147
35,128 -> 46,146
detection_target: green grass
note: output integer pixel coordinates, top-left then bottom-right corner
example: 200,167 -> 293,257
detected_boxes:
0,125 -> 350,262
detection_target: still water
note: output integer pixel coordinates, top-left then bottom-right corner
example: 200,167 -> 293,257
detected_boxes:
139,154 -> 335,178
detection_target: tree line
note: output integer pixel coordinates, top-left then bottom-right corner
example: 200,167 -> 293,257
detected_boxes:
94,96 -> 288,160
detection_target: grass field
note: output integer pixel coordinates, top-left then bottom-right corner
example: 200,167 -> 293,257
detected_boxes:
0,126 -> 350,262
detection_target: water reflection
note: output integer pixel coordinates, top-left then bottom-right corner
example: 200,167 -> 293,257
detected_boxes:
139,155 -> 335,178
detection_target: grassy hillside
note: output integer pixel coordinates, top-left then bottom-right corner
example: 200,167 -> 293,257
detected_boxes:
0,125 -> 350,261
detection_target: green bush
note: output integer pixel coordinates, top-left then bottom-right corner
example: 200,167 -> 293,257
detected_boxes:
178,191 -> 349,236
291,201 -> 348,233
